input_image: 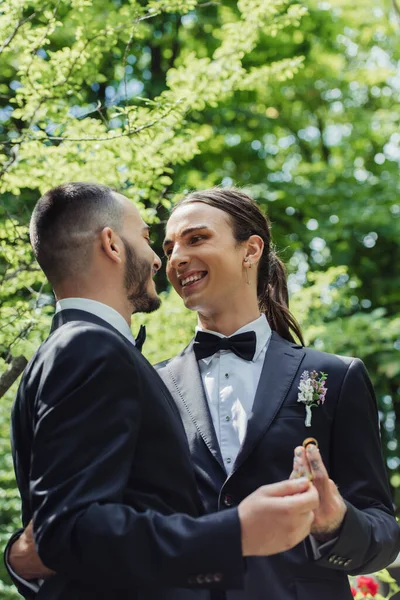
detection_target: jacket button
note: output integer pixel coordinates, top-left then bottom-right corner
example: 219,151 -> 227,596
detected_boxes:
223,494 -> 233,507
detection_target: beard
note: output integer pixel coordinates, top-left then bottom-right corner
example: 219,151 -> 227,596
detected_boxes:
121,237 -> 161,314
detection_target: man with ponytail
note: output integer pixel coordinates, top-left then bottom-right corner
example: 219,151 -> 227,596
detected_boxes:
158,187 -> 400,600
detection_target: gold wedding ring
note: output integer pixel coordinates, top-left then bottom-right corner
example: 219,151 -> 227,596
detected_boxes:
302,437 -> 318,449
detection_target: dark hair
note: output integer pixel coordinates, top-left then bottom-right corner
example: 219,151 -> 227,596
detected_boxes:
30,182 -> 122,286
173,187 -> 304,346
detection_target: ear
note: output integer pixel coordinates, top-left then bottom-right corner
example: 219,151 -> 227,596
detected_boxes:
100,227 -> 122,264
244,234 -> 264,265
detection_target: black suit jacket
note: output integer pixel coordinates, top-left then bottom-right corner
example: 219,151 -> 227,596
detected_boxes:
7,309 -> 244,600
156,332 -> 400,600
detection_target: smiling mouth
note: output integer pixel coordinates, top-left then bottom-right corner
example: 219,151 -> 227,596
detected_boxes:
180,272 -> 207,288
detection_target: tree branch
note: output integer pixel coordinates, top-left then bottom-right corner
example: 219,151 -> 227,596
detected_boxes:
0,355 -> 28,398
0,8 -> 43,57
1,104 -> 177,145
2,264 -> 40,283
122,27 -> 137,133
0,145 -> 18,180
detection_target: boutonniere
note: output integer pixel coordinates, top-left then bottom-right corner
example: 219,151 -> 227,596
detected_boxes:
297,370 -> 327,427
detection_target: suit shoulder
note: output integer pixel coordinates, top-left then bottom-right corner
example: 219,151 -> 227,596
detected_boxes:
272,332 -> 361,373
302,345 -> 355,369
49,320 -> 126,347
34,321 -> 134,372
301,347 -> 371,388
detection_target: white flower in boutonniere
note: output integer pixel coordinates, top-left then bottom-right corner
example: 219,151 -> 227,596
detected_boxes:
297,370 -> 328,427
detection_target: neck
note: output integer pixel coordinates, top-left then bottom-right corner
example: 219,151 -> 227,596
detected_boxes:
55,281 -> 132,326
197,304 -> 261,337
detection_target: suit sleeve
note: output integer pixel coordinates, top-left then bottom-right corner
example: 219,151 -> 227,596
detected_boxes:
31,329 -> 244,590
313,358 -> 400,573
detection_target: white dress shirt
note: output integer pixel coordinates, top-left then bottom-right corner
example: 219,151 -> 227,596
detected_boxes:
56,298 -> 136,345
197,315 -> 336,553
197,314 -> 271,475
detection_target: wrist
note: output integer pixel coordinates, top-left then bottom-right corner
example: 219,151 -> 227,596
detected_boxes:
312,529 -> 338,543
312,501 -> 347,542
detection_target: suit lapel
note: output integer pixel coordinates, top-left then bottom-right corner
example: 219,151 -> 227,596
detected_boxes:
232,332 -> 306,473
166,343 -> 225,471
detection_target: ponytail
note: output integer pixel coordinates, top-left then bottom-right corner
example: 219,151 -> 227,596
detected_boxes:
258,250 -> 304,346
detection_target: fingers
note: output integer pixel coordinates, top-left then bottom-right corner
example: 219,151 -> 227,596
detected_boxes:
289,450 -> 299,480
292,446 -> 312,480
284,483 -> 319,513
304,444 -> 330,489
18,523 -> 34,550
261,477 -> 311,498
25,520 -> 34,542
9,532 -> 55,579
294,445 -> 330,486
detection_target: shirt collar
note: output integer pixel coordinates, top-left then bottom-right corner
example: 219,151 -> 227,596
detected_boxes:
195,314 -> 271,364
55,298 -> 136,345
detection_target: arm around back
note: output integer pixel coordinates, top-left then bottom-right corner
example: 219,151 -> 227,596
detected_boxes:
31,325 -> 244,590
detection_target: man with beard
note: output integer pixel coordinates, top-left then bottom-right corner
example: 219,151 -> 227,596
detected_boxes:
4,183 -> 319,600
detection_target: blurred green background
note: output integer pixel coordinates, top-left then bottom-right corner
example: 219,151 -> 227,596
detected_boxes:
1,0 -> 399,596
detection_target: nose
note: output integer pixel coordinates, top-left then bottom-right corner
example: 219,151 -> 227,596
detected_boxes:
153,251 -> 162,272
169,244 -> 189,270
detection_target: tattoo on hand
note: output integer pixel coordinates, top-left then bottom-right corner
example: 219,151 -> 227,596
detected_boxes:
310,459 -> 320,471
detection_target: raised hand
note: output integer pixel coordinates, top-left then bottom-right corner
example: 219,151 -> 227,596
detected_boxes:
291,444 -> 347,542
238,477 -> 319,556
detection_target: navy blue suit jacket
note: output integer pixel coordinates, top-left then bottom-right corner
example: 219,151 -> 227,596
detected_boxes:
7,310 -> 244,600
156,332 -> 400,600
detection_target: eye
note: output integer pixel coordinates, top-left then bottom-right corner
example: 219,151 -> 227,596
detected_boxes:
145,236 -> 153,246
189,234 -> 205,244
164,247 -> 173,257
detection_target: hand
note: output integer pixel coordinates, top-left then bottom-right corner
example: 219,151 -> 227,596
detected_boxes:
238,477 -> 319,556
291,445 -> 347,542
8,521 -> 55,580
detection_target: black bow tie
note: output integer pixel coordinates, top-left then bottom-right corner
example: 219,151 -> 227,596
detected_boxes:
193,330 -> 257,362
135,325 -> 146,352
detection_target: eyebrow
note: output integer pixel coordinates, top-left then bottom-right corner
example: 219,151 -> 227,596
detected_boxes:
142,225 -> 150,233
163,224 -> 209,248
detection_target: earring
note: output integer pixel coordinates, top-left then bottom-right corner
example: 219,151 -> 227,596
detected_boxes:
244,257 -> 251,285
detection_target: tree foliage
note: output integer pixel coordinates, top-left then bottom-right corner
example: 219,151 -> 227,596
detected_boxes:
0,0 -> 399,595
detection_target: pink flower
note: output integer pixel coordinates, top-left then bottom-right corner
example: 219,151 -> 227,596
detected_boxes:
351,586 -> 357,597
